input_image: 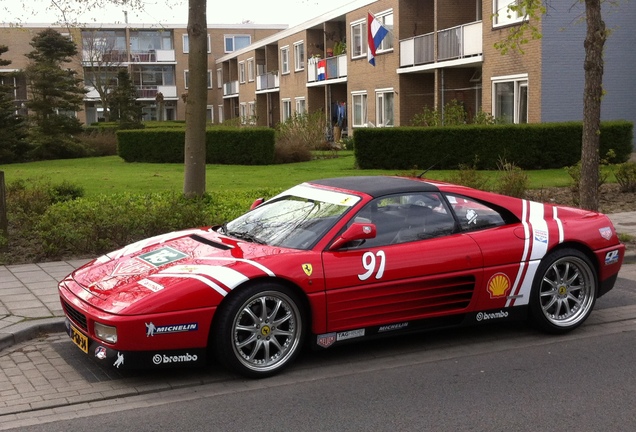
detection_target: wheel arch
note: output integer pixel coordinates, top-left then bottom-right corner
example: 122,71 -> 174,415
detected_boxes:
546,240 -> 600,286
208,276 -> 314,344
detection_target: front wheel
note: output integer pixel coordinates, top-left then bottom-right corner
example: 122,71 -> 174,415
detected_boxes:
529,249 -> 597,334
213,283 -> 305,378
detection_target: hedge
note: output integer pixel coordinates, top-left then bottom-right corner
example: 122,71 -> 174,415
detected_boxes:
353,121 -> 634,170
117,127 -> 276,164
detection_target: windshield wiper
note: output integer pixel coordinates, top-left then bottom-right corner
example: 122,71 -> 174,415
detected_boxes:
226,230 -> 266,244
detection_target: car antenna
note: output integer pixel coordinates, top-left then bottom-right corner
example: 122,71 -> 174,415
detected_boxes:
417,155 -> 448,179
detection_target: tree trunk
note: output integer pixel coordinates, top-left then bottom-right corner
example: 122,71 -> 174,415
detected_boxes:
579,0 -> 606,211
183,0 -> 208,197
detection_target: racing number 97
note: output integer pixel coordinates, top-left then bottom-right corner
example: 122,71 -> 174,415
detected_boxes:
358,251 -> 386,281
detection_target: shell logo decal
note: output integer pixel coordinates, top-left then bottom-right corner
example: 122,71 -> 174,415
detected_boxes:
302,264 -> 313,276
487,273 -> 511,299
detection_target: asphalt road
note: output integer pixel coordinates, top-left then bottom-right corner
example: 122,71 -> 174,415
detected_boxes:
2,264 -> 636,431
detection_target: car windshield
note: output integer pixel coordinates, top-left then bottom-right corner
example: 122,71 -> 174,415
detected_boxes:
222,184 -> 360,249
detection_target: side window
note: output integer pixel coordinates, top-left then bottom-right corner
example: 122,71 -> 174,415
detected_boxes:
349,193 -> 456,248
445,194 -> 507,232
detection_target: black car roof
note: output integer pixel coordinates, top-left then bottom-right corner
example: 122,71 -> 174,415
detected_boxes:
309,176 -> 440,198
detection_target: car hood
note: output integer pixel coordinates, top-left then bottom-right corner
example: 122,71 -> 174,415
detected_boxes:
65,228 -> 286,315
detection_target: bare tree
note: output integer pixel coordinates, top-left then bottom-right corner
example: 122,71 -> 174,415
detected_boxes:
81,29 -> 127,122
495,0 -> 610,211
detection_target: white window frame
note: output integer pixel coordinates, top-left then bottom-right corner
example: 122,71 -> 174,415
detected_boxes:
350,19 -> 367,59
239,102 -> 247,124
295,97 -> 306,115
375,10 -> 394,53
248,101 -> 256,124
224,34 -> 251,53
247,58 -> 255,82
493,0 -> 526,27
218,105 -> 224,123
351,91 -> 368,127
216,68 -> 222,89
282,98 -> 292,122
281,46 -> 290,74
182,34 -> 211,53
207,105 -> 214,123
239,61 -> 246,84
491,73 -> 528,124
293,41 -> 305,71
375,88 -> 394,127
185,70 -> 213,89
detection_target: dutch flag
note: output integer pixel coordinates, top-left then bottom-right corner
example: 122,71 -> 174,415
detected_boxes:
317,59 -> 326,80
367,12 -> 389,66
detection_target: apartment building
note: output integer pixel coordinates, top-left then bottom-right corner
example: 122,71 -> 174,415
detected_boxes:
0,22 -> 286,124
218,0 -> 635,141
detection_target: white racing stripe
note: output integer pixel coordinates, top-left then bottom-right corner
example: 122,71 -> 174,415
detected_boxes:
165,265 -> 249,289
197,257 -> 276,277
150,273 -> 228,297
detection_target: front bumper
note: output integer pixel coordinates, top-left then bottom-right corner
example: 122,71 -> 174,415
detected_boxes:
64,319 -> 207,369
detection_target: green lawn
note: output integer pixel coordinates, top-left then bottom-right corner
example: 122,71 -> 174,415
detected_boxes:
0,152 -> 581,197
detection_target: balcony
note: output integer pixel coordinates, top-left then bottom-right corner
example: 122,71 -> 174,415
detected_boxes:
399,21 -> 482,68
136,85 -> 177,99
223,80 -> 239,97
307,54 -> 347,84
130,49 -> 176,63
256,72 -> 279,92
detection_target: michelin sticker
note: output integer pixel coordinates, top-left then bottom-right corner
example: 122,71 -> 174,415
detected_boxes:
146,322 -> 198,337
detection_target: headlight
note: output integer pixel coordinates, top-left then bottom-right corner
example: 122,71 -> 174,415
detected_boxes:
94,322 -> 118,344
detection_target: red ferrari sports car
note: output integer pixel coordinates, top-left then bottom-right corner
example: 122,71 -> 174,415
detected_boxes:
58,176 -> 625,377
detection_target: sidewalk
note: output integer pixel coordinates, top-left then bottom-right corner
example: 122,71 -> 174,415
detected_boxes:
1,213 -> 635,352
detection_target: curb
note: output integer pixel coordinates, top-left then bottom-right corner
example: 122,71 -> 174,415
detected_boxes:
0,317 -> 65,352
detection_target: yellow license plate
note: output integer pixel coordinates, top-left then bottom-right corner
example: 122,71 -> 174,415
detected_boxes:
70,324 -> 89,353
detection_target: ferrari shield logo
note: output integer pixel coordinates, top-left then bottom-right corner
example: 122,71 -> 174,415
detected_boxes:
302,263 -> 313,276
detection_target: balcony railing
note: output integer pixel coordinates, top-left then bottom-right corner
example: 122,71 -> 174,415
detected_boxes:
223,80 -> 239,96
135,85 -> 177,99
256,72 -> 279,91
130,49 -> 176,63
307,54 -> 347,83
82,49 -> 176,64
400,21 -> 482,68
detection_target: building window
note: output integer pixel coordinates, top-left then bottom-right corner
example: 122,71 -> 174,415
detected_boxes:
352,92 -> 367,127
492,74 -> 528,124
218,105 -> 224,123
493,0 -> 525,26
207,105 -> 214,122
239,102 -> 247,124
294,41 -> 305,71
281,46 -> 290,74
248,101 -> 256,124
247,58 -> 255,82
216,68 -> 222,89
185,70 -> 212,88
239,61 -> 246,84
376,89 -> 394,127
282,99 -> 292,122
295,97 -> 306,115
375,12 -> 394,52
182,34 -> 211,53
225,35 -> 251,53
351,20 -> 367,58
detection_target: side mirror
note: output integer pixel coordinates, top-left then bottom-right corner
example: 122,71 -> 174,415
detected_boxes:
329,222 -> 376,250
250,198 -> 265,210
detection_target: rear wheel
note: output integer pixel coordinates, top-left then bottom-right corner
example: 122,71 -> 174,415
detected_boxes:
529,249 -> 597,334
213,283 -> 305,378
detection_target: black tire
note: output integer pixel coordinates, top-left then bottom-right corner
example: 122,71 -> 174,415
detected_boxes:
213,282 -> 305,378
529,248 -> 597,334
